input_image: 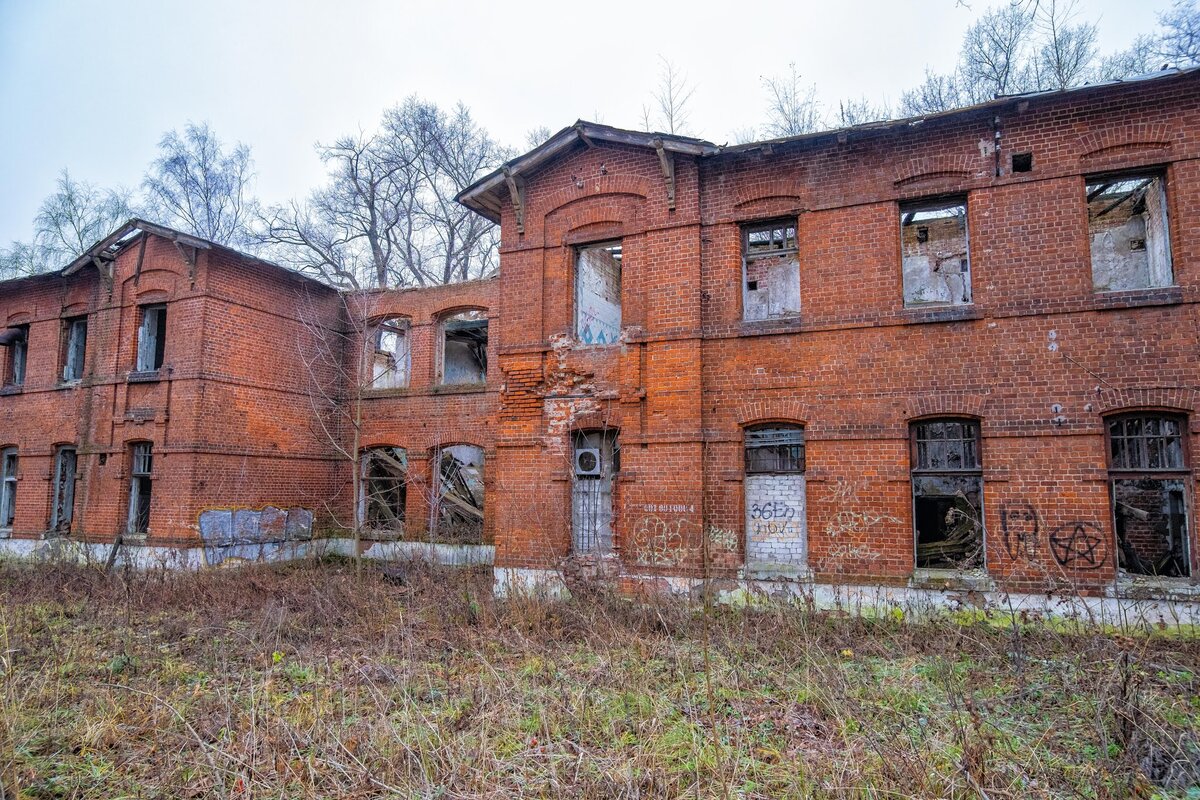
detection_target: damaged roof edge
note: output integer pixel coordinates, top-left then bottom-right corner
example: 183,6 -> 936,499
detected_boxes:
457,67 -> 1200,222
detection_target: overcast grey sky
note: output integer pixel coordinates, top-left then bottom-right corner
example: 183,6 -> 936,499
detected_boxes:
0,0 -> 1174,245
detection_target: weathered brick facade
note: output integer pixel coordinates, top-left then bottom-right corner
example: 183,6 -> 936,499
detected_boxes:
3,69 -> 1199,603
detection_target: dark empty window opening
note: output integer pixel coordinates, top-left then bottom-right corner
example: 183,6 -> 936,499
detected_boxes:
434,445 -> 485,544
745,426 -> 806,474
2,325 -> 29,387
369,317 -> 410,389
1087,173 -> 1172,291
576,242 -> 623,345
361,447 -> 407,532
62,316 -> 87,383
1,447 -> 17,530
127,443 -> 153,535
1108,414 -> 1190,578
911,419 -> 984,570
901,199 -> 971,307
1011,152 -> 1033,173
441,311 -> 488,385
743,220 -> 800,321
136,304 -> 167,372
50,446 -> 77,534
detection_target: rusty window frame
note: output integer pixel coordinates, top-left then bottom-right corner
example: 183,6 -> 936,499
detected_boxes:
1106,413 -> 1188,475
910,418 -> 982,474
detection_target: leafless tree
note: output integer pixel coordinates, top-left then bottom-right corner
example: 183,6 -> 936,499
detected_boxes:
0,169 -> 134,279
143,122 -> 258,247
644,56 -> 696,135
960,3 -> 1038,100
1098,34 -> 1161,79
1159,0 -> 1200,65
831,97 -> 892,128
900,69 -> 969,116
761,63 -> 822,138
525,126 -> 553,149
260,99 -> 504,289
1031,0 -> 1098,89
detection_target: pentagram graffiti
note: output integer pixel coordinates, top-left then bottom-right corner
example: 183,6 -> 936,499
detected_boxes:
999,502 -> 1039,560
1048,521 -> 1106,569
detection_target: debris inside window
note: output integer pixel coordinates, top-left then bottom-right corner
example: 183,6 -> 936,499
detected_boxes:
136,304 -> 167,372
361,447 -> 407,532
1088,174 -> 1172,291
1109,414 -> 1190,577
743,221 -> 800,321
369,317 -> 410,389
911,419 -> 984,569
51,446 -> 76,533
441,311 -> 488,385
1,325 -> 28,386
127,443 -> 153,534
576,242 -> 622,345
434,444 -> 484,543
901,199 -> 971,307
62,317 -> 87,383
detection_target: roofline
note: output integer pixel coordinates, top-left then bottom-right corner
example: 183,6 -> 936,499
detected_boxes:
456,66 -> 1200,222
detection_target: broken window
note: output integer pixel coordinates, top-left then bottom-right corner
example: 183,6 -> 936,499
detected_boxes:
360,447 -> 407,532
1,325 -> 29,386
434,444 -> 484,543
1,447 -> 17,530
61,316 -> 87,383
136,304 -> 167,372
127,442 -> 153,535
911,419 -> 984,570
900,199 -> 971,307
368,317 -> 410,389
1087,173 -> 1172,291
50,446 -> 77,534
441,311 -> 488,385
745,426 -> 808,568
743,221 -> 800,321
1108,414 -> 1190,578
575,242 -> 622,345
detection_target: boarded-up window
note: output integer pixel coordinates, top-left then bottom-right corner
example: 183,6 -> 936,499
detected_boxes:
1108,414 -> 1190,577
0,447 -> 17,529
136,304 -> 167,372
901,199 -> 971,307
744,425 -> 807,568
61,316 -> 87,383
911,419 -> 983,570
434,444 -> 484,544
1088,174 -> 1172,291
361,447 -> 407,532
576,242 -> 622,345
743,221 -> 800,321
369,317 -> 410,389
51,446 -> 77,533
441,311 -> 488,385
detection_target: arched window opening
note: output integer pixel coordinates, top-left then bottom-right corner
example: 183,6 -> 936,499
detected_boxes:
440,311 -> 487,385
744,425 -> 807,570
360,447 -> 407,532
433,445 -> 484,544
368,317 -> 410,389
911,418 -> 984,570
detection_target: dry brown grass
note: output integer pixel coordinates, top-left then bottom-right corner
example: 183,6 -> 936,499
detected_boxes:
1,557 -> 1198,798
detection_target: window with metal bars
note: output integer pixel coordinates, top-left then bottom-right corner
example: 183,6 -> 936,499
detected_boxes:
744,426 -> 805,474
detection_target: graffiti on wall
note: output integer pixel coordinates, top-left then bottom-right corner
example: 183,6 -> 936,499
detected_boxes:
999,502 -> 1039,561
1048,521 -> 1106,569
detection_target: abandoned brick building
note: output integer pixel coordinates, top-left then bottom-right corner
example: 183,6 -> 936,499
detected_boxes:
3,67 -> 1200,607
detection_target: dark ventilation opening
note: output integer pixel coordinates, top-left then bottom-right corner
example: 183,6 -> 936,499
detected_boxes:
1011,152 -> 1033,173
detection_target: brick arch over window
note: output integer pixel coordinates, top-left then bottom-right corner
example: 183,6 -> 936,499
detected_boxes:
735,399 -> 811,428
893,154 -> 978,188
1078,122 -> 1172,163
1095,387 -> 1197,416
538,175 -> 653,220
904,393 -> 989,422
732,178 -> 806,215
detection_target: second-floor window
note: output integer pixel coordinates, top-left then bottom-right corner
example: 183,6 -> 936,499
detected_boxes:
61,316 -> 87,383
368,317 -> 410,389
136,304 -> 167,372
440,311 -> 488,385
1087,172 -> 1172,291
743,221 -> 800,321
900,198 -> 971,308
2,325 -> 29,387
576,241 -> 622,345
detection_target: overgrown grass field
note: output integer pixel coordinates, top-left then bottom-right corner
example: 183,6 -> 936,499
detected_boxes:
1,559 -> 1198,798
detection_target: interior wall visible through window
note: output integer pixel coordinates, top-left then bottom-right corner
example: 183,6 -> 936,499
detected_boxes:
441,311 -> 488,385
900,199 -> 971,307
369,317 -> 410,389
1087,173 -> 1172,291
742,221 -> 800,321
575,242 -> 622,345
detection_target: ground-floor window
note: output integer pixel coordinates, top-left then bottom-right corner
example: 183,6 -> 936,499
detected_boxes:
1108,413 -> 1191,578
911,418 -> 984,570
434,445 -> 484,543
1,447 -> 17,530
361,447 -> 408,533
50,446 -> 77,533
744,425 -> 807,567
572,430 -> 618,554
127,442 -> 154,535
